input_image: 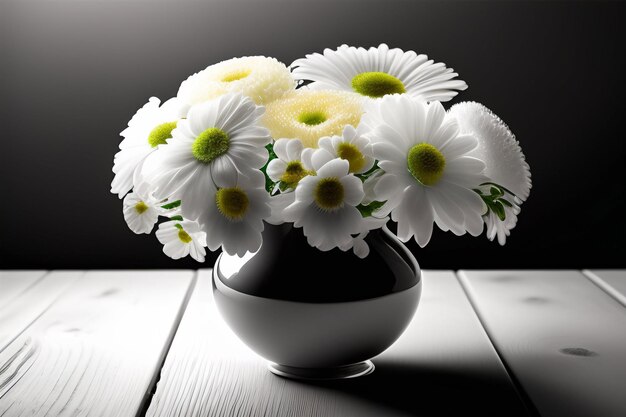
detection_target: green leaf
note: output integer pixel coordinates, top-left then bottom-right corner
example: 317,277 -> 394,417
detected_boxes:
161,200 -> 181,210
260,143 -> 278,193
169,215 -> 183,221
357,200 -> 386,217
490,186 -> 503,198
480,182 -> 517,198
492,201 -> 506,221
356,162 -> 381,182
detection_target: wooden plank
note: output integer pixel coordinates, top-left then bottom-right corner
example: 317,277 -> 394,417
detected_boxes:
147,269 -> 528,417
0,270 -> 47,307
0,270 -> 195,417
458,270 -> 626,417
583,269 -> 626,307
0,271 -> 80,353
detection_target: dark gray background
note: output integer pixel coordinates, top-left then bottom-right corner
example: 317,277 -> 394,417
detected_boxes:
1,0 -> 624,269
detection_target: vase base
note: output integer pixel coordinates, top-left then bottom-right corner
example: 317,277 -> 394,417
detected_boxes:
268,360 -> 375,381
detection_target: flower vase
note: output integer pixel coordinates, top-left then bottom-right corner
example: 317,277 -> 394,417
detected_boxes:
212,222 -> 421,380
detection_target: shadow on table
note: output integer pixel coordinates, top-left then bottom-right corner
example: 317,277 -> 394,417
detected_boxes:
303,359 -> 531,416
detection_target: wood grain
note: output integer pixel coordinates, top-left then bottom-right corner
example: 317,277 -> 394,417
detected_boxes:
0,270 -> 195,417
583,269 -> 626,307
0,271 -> 81,353
458,270 -> 626,417
147,269 -> 528,417
0,271 -> 47,308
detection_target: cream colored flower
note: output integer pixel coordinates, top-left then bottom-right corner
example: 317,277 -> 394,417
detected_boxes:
263,90 -> 363,148
177,56 -> 295,106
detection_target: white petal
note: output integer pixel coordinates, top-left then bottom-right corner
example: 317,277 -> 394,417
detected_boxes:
311,148 -> 336,172
284,138 -> 304,161
273,138 -> 290,161
267,159 -> 287,182
340,175 -> 365,206
316,158 -> 349,179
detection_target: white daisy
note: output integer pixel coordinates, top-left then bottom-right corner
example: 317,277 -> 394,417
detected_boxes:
200,170 -> 271,257
263,89 -> 364,148
317,125 -> 375,174
284,154 -> 365,251
141,92 -> 270,222
363,95 -> 487,247
291,44 -> 467,102
448,102 -> 531,245
177,56 -> 295,106
122,192 -> 160,234
156,219 -> 207,262
111,97 -> 188,198
266,138 -> 314,190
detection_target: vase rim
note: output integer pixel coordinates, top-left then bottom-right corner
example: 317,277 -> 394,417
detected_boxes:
213,255 -> 421,305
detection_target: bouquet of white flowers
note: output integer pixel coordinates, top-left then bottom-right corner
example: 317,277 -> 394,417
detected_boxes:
111,44 -> 531,262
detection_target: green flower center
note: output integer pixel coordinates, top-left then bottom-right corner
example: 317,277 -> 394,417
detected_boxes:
407,143 -> 446,186
178,229 -> 193,243
216,187 -> 249,220
192,127 -> 229,163
314,177 -> 344,211
148,121 -> 178,148
221,69 -> 251,82
337,143 -> 366,173
351,71 -> 406,98
298,111 -> 327,126
134,201 -> 149,214
280,161 -> 311,188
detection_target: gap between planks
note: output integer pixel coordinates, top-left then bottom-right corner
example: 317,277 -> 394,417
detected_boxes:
454,270 -> 541,417
581,270 -> 626,308
135,271 -> 199,417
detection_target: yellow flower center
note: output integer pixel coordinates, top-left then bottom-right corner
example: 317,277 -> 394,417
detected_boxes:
147,121 -> 178,148
280,161 -> 312,188
314,177 -> 344,211
337,142 -> 366,173
221,69 -> 251,82
407,143 -> 446,186
192,127 -> 229,163
298,111 -> 327,126
216,187 -> 249,220
351,71 -> 406,98
134,201 -> 149,214
178,229 -> 193,243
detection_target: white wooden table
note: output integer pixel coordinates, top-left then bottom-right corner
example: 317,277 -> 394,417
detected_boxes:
0,269 -> 625,417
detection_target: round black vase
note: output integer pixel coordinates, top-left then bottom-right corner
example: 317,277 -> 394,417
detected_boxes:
212,222 -> 421,380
